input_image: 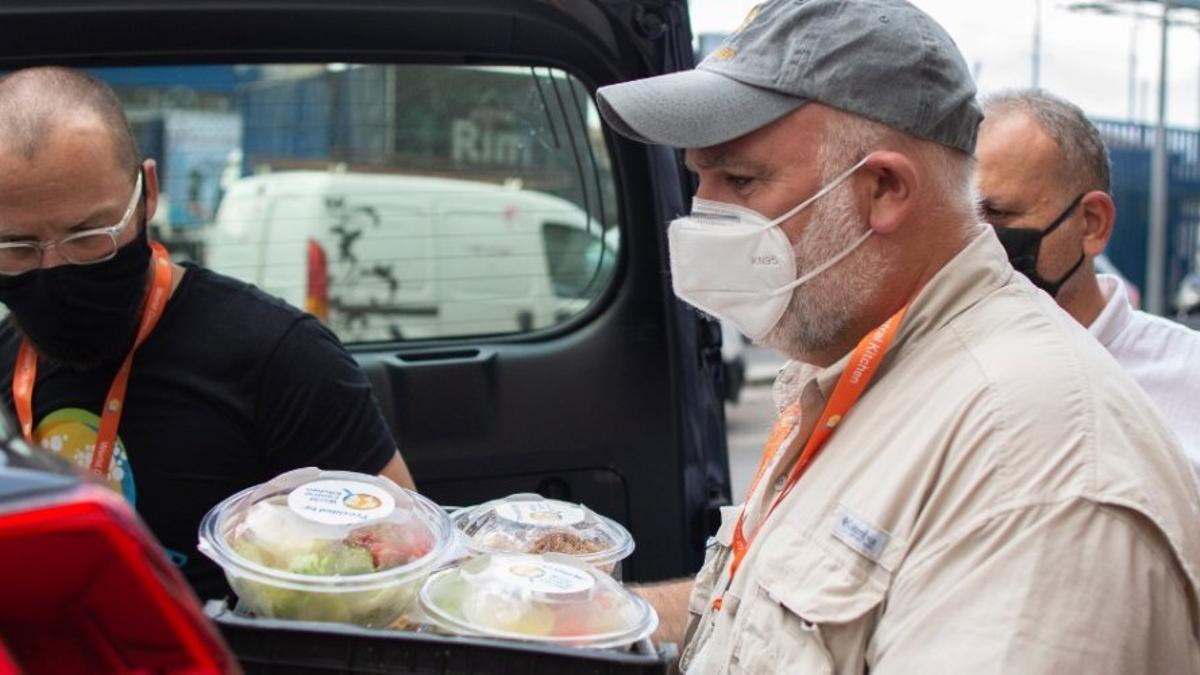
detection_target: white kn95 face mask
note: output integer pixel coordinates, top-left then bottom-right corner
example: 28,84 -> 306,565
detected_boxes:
667,157 -> 871,341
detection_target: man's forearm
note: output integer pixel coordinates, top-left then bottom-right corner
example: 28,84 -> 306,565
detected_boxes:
378,451 -> 416,490
632,578 -> 694,647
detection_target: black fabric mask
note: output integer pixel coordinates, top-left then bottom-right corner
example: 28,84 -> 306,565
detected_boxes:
0,226 -> 152,370
993,193 -> 1086,297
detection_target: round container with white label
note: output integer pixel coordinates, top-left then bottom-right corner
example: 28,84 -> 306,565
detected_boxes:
419,553 -> 657,649
198,467 -> 452,627
451,494 -> 634,576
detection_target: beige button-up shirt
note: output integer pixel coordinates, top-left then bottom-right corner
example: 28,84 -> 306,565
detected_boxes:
682,229 -> 1200,674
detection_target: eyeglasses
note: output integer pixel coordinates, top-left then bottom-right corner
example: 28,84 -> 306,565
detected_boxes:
0,172 -> 143,276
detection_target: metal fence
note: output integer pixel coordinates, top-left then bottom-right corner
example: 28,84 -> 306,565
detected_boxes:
1094,118 -> 1200,312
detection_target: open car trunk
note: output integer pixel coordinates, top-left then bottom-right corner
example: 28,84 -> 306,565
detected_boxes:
0,0 -> 731,582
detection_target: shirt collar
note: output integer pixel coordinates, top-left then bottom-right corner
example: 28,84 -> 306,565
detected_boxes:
774,225 -> 1013,411
1088,273 -> 1133,348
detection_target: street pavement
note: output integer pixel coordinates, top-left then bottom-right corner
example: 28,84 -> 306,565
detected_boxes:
724,346 -> 787,499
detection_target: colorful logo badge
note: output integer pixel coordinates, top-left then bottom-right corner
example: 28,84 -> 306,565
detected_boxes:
34,408 -> 136,504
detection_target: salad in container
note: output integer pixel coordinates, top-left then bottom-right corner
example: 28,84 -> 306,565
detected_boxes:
451,494 -> 634,575
198,467 -> 452,627
419,553 -> 657,649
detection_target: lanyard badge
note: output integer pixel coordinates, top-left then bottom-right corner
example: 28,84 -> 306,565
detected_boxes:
714,303 -> 909,611
13,241 -> 173,478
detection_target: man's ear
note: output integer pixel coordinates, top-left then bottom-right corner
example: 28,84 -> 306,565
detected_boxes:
1080,190 -> 1115,258
861,151 -> 917,235
142,159 -> 160,224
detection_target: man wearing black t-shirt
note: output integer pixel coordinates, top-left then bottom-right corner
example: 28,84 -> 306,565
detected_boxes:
0,66 -> 415,601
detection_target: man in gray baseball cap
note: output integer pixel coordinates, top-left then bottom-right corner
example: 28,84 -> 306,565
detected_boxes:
609,1 -> 1200,672
599,0 -> 979,153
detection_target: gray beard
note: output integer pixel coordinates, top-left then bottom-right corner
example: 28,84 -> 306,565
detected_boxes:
758,182 -> 887,359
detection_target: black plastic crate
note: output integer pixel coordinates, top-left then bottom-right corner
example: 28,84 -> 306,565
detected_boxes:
205,601 -> 677,675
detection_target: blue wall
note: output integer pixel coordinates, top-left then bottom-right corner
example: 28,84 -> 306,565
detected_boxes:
1095,119 -> 1200,311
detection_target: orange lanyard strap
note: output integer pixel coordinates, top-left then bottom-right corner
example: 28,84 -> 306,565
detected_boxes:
716,303 -> 910,611
14,242 -> 173,478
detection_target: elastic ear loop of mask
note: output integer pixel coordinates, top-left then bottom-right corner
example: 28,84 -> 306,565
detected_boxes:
765,155 -> 874,297
768,228 -> 873,297
1040,192 -> 1086,239
763,155 -> 871,230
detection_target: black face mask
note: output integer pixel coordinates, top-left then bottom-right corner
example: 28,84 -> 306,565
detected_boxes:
993,193 -> 1086,297
0,225 -> 152,371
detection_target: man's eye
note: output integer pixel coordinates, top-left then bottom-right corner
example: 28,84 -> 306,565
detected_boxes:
726,175 -> 753,189
981,204 -> 1011,220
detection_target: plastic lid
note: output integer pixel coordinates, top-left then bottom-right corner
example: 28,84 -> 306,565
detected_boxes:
451,494 -> 633,568
198,468 -> 452,591
418,553 -> 657,648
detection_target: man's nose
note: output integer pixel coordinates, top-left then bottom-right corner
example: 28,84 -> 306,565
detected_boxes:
693,178 -> 722,203
39,245 -> 71,269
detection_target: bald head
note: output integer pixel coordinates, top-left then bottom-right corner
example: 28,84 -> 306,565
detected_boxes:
0,66 -> 139,172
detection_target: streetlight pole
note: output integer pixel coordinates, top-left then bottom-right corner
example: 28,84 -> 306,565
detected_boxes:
1147,0 -> 1171,314
1032,0 -> 1043,87
1128,18 -> 1138,120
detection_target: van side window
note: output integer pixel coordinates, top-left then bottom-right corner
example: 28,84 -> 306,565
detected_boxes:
543,222 -> 617,301
87,64 -> 621,342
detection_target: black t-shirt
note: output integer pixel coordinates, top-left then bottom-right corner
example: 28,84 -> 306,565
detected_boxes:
0,264 -> 396,600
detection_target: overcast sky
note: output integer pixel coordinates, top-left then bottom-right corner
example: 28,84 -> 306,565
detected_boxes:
689,0 -> 1200,128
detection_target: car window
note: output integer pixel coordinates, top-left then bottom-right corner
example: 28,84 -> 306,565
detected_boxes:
542,222 -> 617,301
88,63 -> 621,343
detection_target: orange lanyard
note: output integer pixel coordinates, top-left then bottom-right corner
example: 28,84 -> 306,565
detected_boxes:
13,242 -> 173,478
715,303 -> 910,611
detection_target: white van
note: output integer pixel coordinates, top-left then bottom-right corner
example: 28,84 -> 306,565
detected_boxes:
204,171 -> 615,341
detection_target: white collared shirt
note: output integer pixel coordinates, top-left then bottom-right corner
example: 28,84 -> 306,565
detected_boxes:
1090,273 -> 1200,483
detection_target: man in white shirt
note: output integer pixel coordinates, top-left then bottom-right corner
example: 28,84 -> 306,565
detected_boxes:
977,89 -> 1200,481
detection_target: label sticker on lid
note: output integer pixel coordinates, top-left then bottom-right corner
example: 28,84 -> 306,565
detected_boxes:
498,560 -> 595,596
287,479 -> 396,526
495,501 -> 585,527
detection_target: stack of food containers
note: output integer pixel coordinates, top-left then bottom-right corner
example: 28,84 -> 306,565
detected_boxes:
200,474 -> 657,650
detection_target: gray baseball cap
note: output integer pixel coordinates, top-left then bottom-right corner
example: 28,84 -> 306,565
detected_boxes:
597,0 -> 982,154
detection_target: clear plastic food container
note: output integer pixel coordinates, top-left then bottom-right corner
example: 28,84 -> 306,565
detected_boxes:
198,467 -> 452,627
451,494 -> 634,576
418,553 -> 658,649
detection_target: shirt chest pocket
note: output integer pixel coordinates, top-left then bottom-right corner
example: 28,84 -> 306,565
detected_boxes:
729,537 -> 891,675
